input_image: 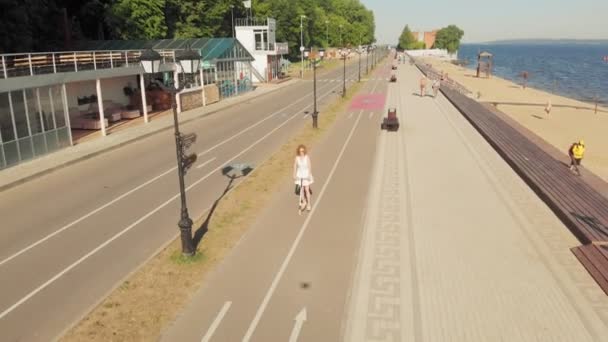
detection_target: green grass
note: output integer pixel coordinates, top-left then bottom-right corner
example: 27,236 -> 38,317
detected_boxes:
170,250 -> 206,265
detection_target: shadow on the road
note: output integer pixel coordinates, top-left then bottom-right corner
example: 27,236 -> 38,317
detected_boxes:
531,114 -> 545,120
192,165 -> 254,247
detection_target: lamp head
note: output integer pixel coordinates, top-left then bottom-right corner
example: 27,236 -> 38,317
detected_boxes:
139,48 -> 162,74
175,46 -> 202,74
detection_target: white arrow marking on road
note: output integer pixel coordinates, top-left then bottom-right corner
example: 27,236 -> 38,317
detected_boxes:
196,157 -> 217,169
368,112 -> 374,119
288,308 -> 307,342
348,112 -> 354,119
201,301 -> 232,342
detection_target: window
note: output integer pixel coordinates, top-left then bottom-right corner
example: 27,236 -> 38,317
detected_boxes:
0,92 -> 14,142
11,91 -> 29,138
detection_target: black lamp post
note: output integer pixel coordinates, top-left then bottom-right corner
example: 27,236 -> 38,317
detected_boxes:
339,48 -> 349,98
311,50 -> 324,129
357,48 -> 361,82
140,46 -> 201,256
366,46 -> 369,74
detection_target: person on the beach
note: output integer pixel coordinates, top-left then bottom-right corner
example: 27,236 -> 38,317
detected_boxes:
545,100 -> 552,115
293,144 -> 314,214
568,140 -> 585,176
432,78 -> 441,98
419,76 -> 427,97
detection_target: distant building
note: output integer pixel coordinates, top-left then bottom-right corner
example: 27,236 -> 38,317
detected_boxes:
235,17 -> 289,83
411,30 -> 438,49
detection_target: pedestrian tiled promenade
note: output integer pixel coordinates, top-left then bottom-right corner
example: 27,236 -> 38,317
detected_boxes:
344,64 -> 608,342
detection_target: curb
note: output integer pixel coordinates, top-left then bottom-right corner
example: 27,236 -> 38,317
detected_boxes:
0,79 -> 300,193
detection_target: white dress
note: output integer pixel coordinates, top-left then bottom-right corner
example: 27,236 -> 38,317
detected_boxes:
295,155 -> 314,186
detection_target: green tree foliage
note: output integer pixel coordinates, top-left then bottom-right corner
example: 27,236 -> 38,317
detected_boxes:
254,0 -> 375,59
0,0 -> 374,57
397,25 -> 418,50
109,0 -> 167,40
433,25 -> 464,53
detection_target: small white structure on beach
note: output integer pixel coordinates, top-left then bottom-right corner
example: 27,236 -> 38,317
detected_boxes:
235,17 -> 289,83
406,49 -> 457,61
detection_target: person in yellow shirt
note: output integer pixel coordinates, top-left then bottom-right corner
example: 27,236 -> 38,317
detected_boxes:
568,140 -> 586,176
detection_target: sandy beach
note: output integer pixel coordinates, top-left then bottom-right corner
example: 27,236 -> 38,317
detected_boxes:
420,57 -> 608,182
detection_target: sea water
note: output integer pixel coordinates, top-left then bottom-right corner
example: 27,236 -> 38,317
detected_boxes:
458,43 -> 608,104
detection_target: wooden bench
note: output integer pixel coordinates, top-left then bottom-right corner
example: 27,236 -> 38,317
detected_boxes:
438,84 -> 608,294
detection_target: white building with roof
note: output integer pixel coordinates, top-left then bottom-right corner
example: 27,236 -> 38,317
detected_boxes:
235,17 -> 289,83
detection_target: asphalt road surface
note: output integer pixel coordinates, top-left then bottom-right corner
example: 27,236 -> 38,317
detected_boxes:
0,59 -> 375,341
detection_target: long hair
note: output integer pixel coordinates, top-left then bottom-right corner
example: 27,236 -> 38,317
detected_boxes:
296,144 -> 307,155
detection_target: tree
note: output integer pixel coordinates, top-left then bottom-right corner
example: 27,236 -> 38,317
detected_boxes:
433,25 -> 464,53
109,0 -> 168,40
397,25 -> 416,50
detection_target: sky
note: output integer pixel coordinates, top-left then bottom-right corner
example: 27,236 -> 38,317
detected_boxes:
361,0 -> 608,44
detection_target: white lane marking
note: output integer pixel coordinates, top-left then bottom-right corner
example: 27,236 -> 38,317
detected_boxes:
196,157 -> 217,170
0,77 -> 344,269
288,308 -> 307,342
302,114 -> 308,119
368,112 -> 374,119
0,80 -> 348,321
201,301 -> 232,342
242,111 -> 364,342
0,166 -> 176,268
0,100 -> 305,319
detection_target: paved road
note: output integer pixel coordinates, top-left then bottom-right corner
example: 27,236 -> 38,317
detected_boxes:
161,58 -> 392,342
162,60 -> 608,342
0,60 -> 375,341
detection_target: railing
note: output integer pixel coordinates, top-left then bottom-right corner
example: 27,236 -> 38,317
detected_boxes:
414,60 -> 472,96
235,17 -> 275,27
0,49 -> 179,79
255,42 -> 276,52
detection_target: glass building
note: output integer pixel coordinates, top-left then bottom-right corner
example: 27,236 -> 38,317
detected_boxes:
0,86 -> 71,169
0,38 -> 254,170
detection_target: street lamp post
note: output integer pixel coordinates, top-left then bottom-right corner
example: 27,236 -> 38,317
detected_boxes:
358,48 -> 361,82
339,48 -> 349,98
300,15 -> 306,78
325,20 -> 329,46
230,5 -> 235,37
339,24 -> 343,47
140,47 -> 201,256
311,50 -> 324,128
366,46 -> 369,74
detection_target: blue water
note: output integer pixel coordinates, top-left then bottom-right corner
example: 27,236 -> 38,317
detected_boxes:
458,43 -> 608,104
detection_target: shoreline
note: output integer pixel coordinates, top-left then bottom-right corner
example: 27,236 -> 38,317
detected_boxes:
458,63 -> 608,108
420,57 -> 608,183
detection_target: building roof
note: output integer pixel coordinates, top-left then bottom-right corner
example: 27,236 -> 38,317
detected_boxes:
73,38 -> 254,62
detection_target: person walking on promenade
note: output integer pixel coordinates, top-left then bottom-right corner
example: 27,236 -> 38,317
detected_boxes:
293,144 -> 314,214
568,140 -> 586,176
419,76 -> 427,97
432,78 -> 441,98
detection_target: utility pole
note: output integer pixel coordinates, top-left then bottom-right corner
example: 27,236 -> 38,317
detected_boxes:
300,15 -> 306,78
358,50 -> 361,82
230,5 -> 235,37
325,20 -> 329,46
312,50 -> 324,128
